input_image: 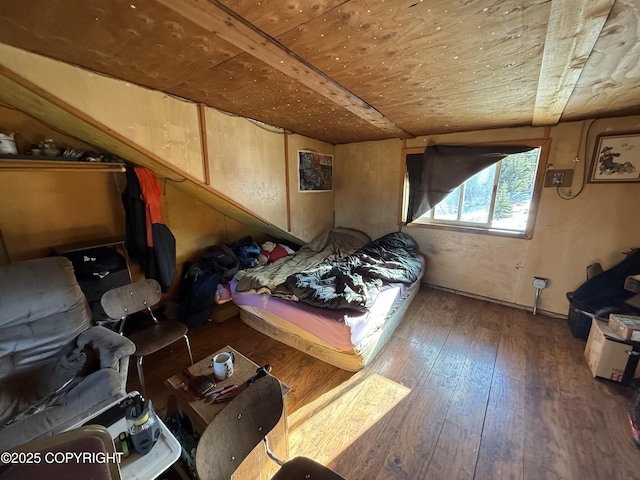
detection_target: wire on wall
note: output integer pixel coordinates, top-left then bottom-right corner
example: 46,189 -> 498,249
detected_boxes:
556,119 -> 596,200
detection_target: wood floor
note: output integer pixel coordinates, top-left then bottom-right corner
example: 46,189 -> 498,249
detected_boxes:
130,286 -> 640,480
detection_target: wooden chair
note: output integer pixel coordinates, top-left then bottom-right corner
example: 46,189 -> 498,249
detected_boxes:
101,279 -> 193,396
196,374 -> 345,480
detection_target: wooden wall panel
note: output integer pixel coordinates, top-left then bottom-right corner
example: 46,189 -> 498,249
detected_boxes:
163,180 -> 271,267
0,170 -> 125,263
339,119 -> 640,316
405,227 -> 528,304
0,74 -> 291,284
514,118 -> 640,313
161,181 -> 271,299
163,180 -> 229,269
286,134 -> 335,243
0,106 -> 124,264
334,139 -> 403,240
0,43 -> 205,181
204,108 -> 288,232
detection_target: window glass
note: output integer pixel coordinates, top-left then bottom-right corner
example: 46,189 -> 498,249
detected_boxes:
412,146 -> 542,236
433,185 -> 461,220
460,163 -> 496,224
491,149 -> 538,231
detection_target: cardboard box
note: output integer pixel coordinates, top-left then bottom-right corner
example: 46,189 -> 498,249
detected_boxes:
584,318 -> 640,383
609,313 -> 640,341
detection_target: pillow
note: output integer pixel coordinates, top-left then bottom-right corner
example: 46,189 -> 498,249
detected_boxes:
259,243 -> 292,264
267,244 -> 291,263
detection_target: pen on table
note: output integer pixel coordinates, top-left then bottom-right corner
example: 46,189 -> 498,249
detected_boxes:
212,395 -> 237,403
204,384 -> 238,399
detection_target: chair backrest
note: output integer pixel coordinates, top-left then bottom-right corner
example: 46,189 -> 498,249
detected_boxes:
195,374 -> 284,480
100,279 -> 162,319
586,262 -> 603,280
0,256 -> 92,379
7,425 -> 121,479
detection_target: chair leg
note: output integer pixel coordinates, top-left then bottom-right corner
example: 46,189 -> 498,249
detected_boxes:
184,334 -> 194,365
263,436 -> 286,467
136,356 -> 146,398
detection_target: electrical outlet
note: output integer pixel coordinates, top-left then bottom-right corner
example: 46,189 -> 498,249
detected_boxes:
533,277 -> 548,289
544,169 -> 573,187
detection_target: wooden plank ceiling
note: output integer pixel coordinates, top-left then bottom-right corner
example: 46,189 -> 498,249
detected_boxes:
0,0 -> 638,144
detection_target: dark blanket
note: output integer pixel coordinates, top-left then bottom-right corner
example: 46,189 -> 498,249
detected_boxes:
285,232 -> 423,312
567,248 -> 640,317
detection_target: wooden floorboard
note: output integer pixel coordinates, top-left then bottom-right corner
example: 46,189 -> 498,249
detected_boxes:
475,373 -> 525,480
129,285 -> 640,480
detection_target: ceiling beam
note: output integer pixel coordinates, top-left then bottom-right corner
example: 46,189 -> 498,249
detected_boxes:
532,0 -> 615,126
155,0 -> 412,138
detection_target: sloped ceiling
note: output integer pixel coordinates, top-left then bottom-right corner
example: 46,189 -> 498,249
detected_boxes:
0,0 -> 639,144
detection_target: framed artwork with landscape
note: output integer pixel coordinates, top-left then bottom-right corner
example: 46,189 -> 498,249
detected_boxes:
298,150 -> 333,192
589,133 -> 640,183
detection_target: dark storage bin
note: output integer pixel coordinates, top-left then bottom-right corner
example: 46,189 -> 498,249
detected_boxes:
567,302 -> 594,340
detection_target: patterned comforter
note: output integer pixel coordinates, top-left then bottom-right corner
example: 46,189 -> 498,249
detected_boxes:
233,228 -> 371,297
235,229 -> 423,313
285,232 -> 423,312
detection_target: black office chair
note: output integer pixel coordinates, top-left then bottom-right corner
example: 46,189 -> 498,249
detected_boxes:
101,279 -> 194,396
195,374 -> 345,480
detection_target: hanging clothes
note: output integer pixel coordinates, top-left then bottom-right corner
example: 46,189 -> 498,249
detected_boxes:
122,168 -> 147,272
122,167 -> 176,292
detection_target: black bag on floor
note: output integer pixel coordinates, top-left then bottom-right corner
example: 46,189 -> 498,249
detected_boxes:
178,245 -> 239,328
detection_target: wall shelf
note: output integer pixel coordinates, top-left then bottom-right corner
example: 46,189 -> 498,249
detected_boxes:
0,154 -> 126,172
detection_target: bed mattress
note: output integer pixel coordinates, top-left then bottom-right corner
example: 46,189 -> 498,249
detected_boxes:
231,253 -> 423,348
231,278 -> 417,352
230,230 -> 425,370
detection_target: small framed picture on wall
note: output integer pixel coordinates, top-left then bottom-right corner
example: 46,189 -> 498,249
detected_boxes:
298,150 -> 333,192
589,133 -> 640,183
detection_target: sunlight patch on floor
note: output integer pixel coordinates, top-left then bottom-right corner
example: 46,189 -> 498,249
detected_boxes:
287,373 -> 411,464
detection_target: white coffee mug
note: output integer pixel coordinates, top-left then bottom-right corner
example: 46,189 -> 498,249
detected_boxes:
213,351 -> 235,380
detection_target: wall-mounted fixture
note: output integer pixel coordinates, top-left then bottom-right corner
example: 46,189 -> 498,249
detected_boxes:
544,169 -> 573,187
532,277 -> 549,315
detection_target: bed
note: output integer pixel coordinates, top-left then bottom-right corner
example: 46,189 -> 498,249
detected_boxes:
231,229 -> 425,371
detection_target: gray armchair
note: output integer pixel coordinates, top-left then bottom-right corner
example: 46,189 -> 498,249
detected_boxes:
0,256 -> 136,451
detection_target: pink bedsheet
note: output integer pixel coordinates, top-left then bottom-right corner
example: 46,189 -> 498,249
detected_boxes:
230,257 -> 424,351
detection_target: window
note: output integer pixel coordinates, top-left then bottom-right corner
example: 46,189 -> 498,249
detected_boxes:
404,141 -> 548,239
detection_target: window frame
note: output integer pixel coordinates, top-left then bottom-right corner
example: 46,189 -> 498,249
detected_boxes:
402,139 -> 550,240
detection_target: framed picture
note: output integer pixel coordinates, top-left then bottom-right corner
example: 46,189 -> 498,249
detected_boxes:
589,133 -> 640,183
298,150 -> 333,192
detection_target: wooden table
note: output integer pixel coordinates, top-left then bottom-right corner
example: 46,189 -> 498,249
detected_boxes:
165,345 -> 288,480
